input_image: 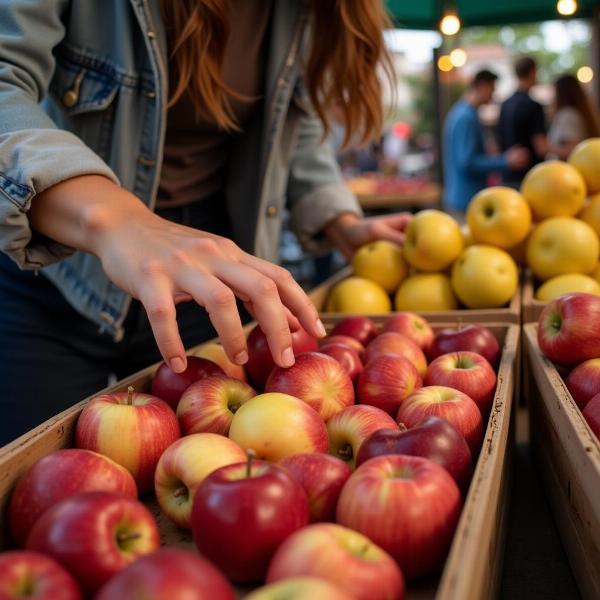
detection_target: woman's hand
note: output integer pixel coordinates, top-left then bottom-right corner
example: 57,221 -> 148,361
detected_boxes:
323,211 -> 413,259
30,176 -> 326,373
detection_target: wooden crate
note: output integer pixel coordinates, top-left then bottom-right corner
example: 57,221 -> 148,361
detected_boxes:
0,323 -> 519,600
309,267 -> 521,324
523,323 -> 600,600
521,270 -> 545,324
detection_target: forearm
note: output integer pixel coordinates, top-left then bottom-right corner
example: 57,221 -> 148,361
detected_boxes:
28,175 -> 151,257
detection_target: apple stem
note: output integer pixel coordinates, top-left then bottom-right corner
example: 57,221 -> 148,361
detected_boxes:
173,486 -> 187,499
229,402 -> 241,414
117,531 -> 142,544
127,386 -> 134,405
398,423 -> 408,432
246,448 -> 256,477
359,542 -> 370,556
338,444 -> 353,461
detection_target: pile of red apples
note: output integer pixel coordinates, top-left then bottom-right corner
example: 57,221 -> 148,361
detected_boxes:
2,312 -> 503,600
537,293 -> 600,441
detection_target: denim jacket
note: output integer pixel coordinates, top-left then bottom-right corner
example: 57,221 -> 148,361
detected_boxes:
0,0 -> 361,341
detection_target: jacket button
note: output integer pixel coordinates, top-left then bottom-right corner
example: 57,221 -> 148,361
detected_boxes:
62,89 -> 78,108
266,205 -> 278,217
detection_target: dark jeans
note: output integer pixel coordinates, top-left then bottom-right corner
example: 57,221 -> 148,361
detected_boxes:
0,198 -> 240,446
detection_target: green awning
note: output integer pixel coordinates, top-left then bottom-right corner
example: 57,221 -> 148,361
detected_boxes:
387,0 -> 598,29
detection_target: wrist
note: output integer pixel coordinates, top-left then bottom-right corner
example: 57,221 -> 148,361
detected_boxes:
322,211 -> 361,239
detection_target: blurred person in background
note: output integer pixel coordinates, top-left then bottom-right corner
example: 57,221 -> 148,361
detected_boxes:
443,70 -> 529,214
547,74 -> 600,160
498,56 -> 547,186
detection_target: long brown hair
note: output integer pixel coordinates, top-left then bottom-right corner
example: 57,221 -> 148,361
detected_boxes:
555,74 -> 600,137
160,0 -> 393,146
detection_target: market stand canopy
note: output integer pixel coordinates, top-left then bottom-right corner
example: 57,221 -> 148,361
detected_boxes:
387,0 -> 599,28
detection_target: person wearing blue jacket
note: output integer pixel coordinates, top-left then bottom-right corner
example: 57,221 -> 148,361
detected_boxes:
442,70 -> 529,213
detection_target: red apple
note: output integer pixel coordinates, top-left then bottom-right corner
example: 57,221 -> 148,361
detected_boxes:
266,523 -> 405,600
0,551 -> 82,600
26,491 -> 160,594
330,317 -> 379,346
265,352 -> 354,420
9,449 -> 137,548
228,393 -> 329,461
191,456 -> 310,582
151,356 -> 225,410
319,343 -> 363,382
246,324 -> 318,389
75,386 -> 180,493
154,433 -> 246,528
176,375 -> 256,435
327,405 -> 398,469
356,355 -> 422,416
538,294 -> 600,367
583,392 -> 600,440
193,342 -> 247,382
246,578 -> 353,600
397,386 -> 484,456
424,351 -> 497,415
355,417 -> 473,493
95,548 -> 236,600
364,332 -> 427,377
336,454 -> 462,579
428,325 -> 501,370
565,358 -> 600,410
320,335 -> 366,359
278,453 -> 352,522
381,312 -> 434,353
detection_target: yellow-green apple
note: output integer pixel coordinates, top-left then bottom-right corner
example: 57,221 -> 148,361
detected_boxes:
536,273 -> 600,302
75,387 -> 180,493
351,240 -> 408,293
356,355 -> 422,416
278,453 -> 352,522
319,343 -> 363,383
266,523 -> 405,600
380,313 -> 434,353
191,456 -> 310,582
26,491 -> 159,595
568,137 -> 600,193
246,577 -> 353,600
336,455 -> 462,579
583,392 -> 600,439
0,551 -> 82,600
151,356 -> 225,409
394,273 -> 458,311
327,405 -> 397,469
355,417 -> 473,494
521,160 -> 586,220
330,317 -> 379,346
154,433 -> 246,528
397,387 -> 483,456
466,186 -> 531,248
363,332 -> 427,377
566,358 -> 600,410
402,209 -> 464,272
320,335 -> 366,359
228,393 -> 329,461
265,352 -> 354,420
526,218 -> 599,281
246,324 -> 318,389
176,376 -> 256,435
325,277 -> 392,314
95,548 -> 236,600
428,324 -> 501,370
424,351 -> 497,415
538,293 -> 600,366
451,245 -> 518,309
192,342 -> 247,381
9,449 -> 137,547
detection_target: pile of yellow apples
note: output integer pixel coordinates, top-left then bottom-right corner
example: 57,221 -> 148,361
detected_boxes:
327,137 -> 600,313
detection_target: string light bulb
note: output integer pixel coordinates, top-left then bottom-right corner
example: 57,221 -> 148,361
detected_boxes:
577,66 -> 594,83
450,48 -> 467,67
438,55 -> 454,72
557,0 -> 577,16
440,11 -> 461,36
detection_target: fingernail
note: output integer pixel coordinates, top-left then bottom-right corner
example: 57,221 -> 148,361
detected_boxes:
234,350 -> 248,365
316,319 -> 327,337
281,347 -> 295,367
170,357 -> 186,373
